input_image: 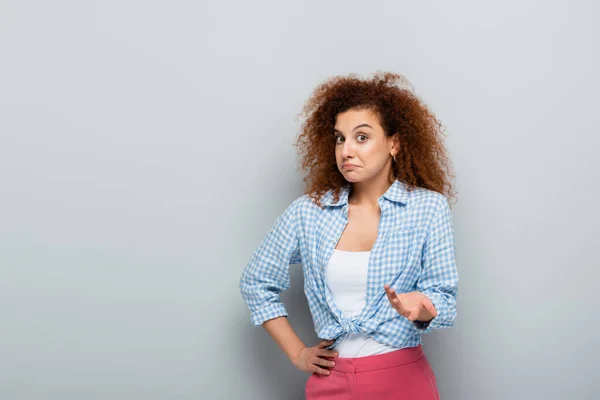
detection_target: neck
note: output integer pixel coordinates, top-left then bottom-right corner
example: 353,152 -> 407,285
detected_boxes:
348,169 -> 396,207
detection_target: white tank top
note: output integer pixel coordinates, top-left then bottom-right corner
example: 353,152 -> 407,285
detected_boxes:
325,249 -> 400,358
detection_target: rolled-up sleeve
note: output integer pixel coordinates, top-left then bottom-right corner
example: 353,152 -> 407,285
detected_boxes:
239,199 -> 302,326
414,196 -> 459,333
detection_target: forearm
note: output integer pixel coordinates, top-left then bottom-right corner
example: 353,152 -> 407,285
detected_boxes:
262,316 -> 306,363
416,198 -> 459,333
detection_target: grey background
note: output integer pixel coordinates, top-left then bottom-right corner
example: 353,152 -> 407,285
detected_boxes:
1,1 -> 599,399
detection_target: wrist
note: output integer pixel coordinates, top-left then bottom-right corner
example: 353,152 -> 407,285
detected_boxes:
290,345 -> 306,365
414,319 -> 431,329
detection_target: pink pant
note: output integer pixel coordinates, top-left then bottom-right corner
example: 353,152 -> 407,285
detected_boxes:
305,345 -> 439,400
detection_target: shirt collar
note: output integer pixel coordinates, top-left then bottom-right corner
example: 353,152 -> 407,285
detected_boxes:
320,179 -> 409,207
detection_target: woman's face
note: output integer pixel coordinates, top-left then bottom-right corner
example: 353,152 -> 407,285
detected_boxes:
333,108 -> 397,183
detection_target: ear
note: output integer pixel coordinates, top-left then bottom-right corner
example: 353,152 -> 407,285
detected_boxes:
390,134 -> 400,154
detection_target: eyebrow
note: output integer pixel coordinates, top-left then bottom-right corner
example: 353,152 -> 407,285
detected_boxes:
333,123 -> 374,134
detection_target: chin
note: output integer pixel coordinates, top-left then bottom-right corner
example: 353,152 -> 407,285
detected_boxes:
342,174 -> 361,183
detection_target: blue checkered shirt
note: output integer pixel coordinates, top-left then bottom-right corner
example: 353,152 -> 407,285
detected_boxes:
239,179 -> 459,349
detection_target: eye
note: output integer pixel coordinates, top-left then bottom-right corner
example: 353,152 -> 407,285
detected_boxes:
357,134 -> 368,142
335,135 -> 344,144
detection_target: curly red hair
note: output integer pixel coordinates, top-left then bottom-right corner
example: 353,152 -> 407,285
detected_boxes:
293,71 -> 457,208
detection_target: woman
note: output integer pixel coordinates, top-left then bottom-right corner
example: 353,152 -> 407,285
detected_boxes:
239,71 -> 458,399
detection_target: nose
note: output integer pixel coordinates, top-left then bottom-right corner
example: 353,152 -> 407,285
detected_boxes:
341,141 -> 355,159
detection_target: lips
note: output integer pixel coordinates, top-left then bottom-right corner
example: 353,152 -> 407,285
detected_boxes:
343,163 -> 358,169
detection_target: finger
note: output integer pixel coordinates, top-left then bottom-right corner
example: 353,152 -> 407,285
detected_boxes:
317,340 -> 335,349
318,349 -> 339,358
384,285 -> 396,298
314,357 -> 336,369
392,294 -> 409,317
385,291 -> 395,306
407,307 -> 419,321
312,365 -> 331,375
384,286 -> 398,305
387,288 -> 404,313
385,292 -> 398,311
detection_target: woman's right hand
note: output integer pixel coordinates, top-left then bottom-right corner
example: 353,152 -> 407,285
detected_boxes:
292,339 -> 339,375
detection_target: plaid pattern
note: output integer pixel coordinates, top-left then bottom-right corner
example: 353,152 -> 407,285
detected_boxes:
239,179 -> 459,348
